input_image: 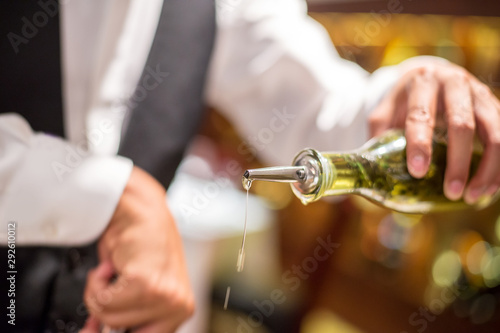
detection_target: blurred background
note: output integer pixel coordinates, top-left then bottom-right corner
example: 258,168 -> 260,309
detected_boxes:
170,1 -> 500,332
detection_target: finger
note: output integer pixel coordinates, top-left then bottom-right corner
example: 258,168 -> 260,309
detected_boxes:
87,272 -> 165,315
88,274 -> 144,313
369,94 -> 397,137
465,144 -> 500,204
85,260 -> 116,314
488,172 -> 500,198
93,276 -> 194,328
96,271 -> 190,312
134,320 -> 179,333
79,315 -> 100,333
442,75 -> 476,201
404,69 -> 439,178
464,82 -> 500,203
368,74 -> 413,137
96,304 -> 167,330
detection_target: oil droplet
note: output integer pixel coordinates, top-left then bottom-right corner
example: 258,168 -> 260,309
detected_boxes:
242,176 -> 252,191
224,286 -> 231,310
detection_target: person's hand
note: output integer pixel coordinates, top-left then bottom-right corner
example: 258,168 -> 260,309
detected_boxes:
83,166 -> 194,333
79,315 -> 100,333
369,59 -> 500,204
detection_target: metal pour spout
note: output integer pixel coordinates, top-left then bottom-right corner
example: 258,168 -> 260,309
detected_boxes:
242,166 -> 307,190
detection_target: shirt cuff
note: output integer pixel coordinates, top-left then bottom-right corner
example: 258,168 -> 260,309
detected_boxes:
1,129 -> 133,245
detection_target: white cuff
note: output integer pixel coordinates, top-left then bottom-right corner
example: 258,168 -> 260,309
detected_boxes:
0,118 -> 133,245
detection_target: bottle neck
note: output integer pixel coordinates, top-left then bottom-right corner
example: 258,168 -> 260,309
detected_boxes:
242,149 -> 366,205
321,152 -> 365,195
290,148 -> 363,204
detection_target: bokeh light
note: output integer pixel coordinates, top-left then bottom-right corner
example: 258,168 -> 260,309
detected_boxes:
432,250 -> 462,287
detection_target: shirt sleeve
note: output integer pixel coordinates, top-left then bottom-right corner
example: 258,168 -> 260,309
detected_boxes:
0,114 -> 133,246
206,0 -> 400,165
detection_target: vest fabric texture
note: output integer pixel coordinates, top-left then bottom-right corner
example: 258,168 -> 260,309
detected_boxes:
0,0 -> 215,331
118,0 -> 216,189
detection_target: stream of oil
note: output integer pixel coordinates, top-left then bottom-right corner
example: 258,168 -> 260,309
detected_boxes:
224,179 -> 252,310
236,185 -> 250,272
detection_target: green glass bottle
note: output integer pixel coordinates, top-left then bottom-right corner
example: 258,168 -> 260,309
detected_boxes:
243,129 -> 496,214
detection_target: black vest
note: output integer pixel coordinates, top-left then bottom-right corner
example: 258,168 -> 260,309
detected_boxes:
0,1 -> 215,331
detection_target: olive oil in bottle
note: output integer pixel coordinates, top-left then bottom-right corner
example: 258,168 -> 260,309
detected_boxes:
243,129 -> 497,214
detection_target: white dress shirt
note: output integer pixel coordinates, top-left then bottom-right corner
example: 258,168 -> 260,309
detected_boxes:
0,0 -> 402,245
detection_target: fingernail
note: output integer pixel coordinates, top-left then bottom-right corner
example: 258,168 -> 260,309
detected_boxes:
410,154 -> 427,177
465,186 -> 484,204
446,180 -> 464,201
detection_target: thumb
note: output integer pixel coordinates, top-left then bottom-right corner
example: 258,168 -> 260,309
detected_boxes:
85,260 -> 115,314
92,260 -> 115,284
79,315 -> 100,333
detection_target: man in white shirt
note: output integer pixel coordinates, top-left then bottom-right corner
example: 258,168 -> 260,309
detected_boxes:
1,0 -> 499,332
